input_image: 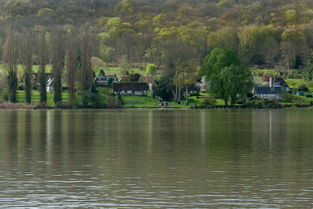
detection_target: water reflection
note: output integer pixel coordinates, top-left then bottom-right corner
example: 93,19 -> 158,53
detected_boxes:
0,109 -> 313,208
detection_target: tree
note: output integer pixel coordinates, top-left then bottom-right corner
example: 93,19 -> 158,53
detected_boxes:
281,28 -> 308,69
79,26 -> 94,91
201,48 -> 253,105
51,26 -> 65,105
37,29 -> 48,104
153,75 -> 174,101
146,63 -> 158,75
3,27 -> 18,103
20,28 -> 33,104
121,73 -> 140,82
66,26 -> 77,106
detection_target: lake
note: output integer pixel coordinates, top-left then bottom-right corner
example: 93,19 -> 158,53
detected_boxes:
0,109 -> 313,208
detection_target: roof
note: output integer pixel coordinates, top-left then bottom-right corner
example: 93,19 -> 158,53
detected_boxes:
95,74 -> 117,81
255,86 -> 281,95
273,78 -> 289,88
113,83 -> 149,91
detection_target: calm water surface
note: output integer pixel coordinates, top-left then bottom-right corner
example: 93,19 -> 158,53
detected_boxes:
0,109 -> 313,208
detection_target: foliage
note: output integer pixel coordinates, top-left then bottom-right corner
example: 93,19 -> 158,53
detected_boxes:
146,64 -> 158,75
201,48 -> 253,105
303,63 -> 313,81
153,75 -> 174,101
201,95 -> 216,106
121,73 -> 140,82
75,90 -> 106,108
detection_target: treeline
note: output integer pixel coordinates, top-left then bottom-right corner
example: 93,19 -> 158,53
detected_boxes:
2,26 -> 94,106
1,0 -> 313,70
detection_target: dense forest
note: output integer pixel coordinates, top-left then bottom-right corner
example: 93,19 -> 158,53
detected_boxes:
1,0 -> 313,69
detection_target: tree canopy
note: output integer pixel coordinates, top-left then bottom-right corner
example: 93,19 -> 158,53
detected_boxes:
202,48 -> 253,105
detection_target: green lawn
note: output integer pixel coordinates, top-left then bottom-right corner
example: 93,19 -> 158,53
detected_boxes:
16,90 -> 69,106
122,95 -> 159,107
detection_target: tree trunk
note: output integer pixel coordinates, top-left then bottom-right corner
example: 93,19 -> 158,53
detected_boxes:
224,98 -> 228,106
231,98 -> 236,105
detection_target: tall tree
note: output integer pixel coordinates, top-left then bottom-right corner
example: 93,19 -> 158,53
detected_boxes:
51,26 -> 65,105
37,29 -> 48,104
20,28 -> 33,104
79,26 -> 94,91
201,48 -> 253,105
3,27 -> 18,103
66,26 -> 77,106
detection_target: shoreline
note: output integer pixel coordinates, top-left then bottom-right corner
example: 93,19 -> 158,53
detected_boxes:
0,102 -> 312,110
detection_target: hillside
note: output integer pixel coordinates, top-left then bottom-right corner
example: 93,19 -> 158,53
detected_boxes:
0,0 -> 313,69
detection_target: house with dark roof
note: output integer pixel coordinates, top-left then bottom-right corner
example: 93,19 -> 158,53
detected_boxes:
95,73 -> 118,86
271,77 -> 289,90
253,86 -> 282,99
113,83 -> 149,95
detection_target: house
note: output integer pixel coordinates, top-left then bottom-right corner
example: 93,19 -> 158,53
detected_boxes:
196,76 -> 208,93
254,86 -> 282,99
113,83 -> 149,95
95,72 -> 118,86
271,77 -> 289,90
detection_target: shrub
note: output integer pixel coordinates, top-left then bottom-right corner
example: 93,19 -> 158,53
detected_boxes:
75,90 -> 106,108
1,90 -> 9,102
297,84 -> 309,92
201,95 -> 216,106
146,64 -> 158,75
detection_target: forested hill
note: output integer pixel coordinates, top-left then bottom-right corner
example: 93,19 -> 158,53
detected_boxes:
1,0 -> 313,69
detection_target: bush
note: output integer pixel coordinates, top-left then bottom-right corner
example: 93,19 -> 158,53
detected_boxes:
297,84 -> 309,92
247,98 -> 281,108
75,90 -> 106,108
1,90 -> 9,102
201,95 -> 216,106
146,63 -> 158,75
282,93 -> 309,104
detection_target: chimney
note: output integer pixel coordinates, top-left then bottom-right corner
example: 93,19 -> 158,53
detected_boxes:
269,77 -> 273,87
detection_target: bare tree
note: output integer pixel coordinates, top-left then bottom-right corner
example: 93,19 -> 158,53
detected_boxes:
20,28 -> 33,104
3,27 -> 18,103
37,29 -> 48,104
51,26 -> 65,105
79,26 -> 94,91
66,26 -> 77,106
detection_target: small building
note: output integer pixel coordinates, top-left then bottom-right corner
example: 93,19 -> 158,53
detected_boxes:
113,83 -> 149,95
196,76 -> 208,93
95,73 -> 118,86
296,91 -> 305,96
254,86 -> 282,99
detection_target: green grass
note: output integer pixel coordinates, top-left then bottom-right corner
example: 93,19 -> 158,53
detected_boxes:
16,90 -> 69,106
122,95 -> 159,107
